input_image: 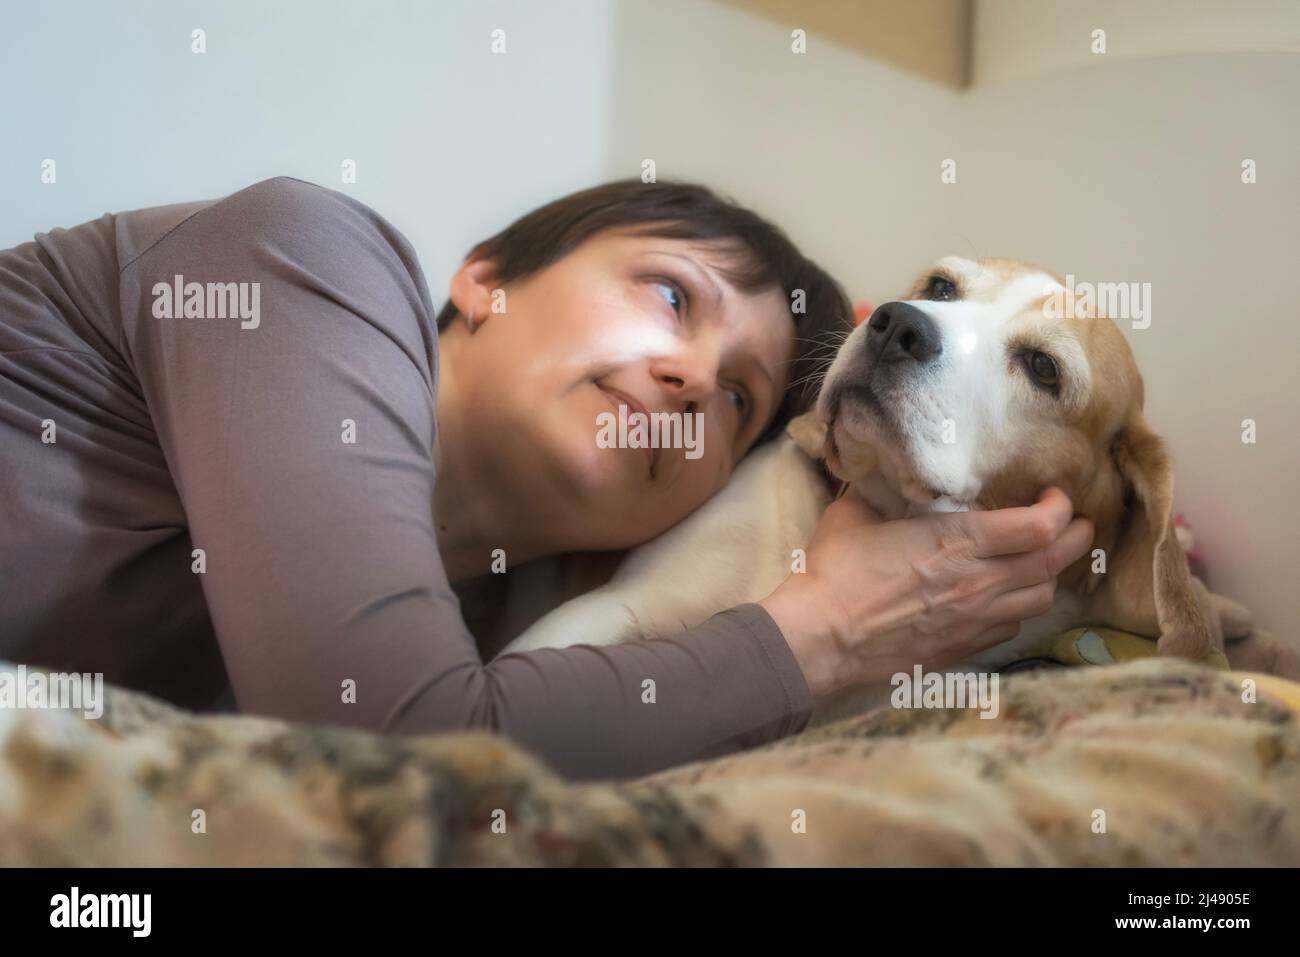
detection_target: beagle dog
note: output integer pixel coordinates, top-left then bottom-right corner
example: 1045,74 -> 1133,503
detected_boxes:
502,257 -> 1254,717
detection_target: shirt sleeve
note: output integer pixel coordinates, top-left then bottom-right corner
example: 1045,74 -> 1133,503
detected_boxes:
116,176 -> 814,781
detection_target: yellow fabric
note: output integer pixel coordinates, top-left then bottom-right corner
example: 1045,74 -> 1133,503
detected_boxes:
1031,629 -> 1300,716
1038,626 -> 1230,671
1239,671 -> 1300,714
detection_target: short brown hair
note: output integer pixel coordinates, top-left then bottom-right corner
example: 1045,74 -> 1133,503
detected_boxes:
436,178 -> 853,446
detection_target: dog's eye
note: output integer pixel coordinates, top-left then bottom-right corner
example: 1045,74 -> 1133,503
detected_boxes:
923,275 -> 957,301
1025,351 -> 1060,389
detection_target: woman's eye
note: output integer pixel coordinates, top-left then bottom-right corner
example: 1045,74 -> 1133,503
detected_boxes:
924,276 -> 957,301
654,280 -> 684,314
1026,351 -> 1060,389
725,387 -> 747,414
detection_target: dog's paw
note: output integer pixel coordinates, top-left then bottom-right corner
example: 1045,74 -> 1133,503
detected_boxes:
1224,630 -> 1300,680
1210,591 -> 1254,641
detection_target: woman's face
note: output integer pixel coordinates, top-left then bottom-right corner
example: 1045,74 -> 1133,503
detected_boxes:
444,229 -> 794,551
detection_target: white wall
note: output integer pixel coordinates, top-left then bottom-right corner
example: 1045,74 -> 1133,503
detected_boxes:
1,0 -> 614,300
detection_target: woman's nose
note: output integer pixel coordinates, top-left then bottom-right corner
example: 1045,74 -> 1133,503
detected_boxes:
650,353 -> 719,410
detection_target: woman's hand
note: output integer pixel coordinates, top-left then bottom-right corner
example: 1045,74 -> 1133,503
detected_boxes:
759,487 -> 1095,699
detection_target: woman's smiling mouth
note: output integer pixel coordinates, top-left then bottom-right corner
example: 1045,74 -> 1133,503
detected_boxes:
596,382 -> 659,477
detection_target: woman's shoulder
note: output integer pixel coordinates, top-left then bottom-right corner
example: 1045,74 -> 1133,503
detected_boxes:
118,177 -> 412,273
117,176 -> 437,343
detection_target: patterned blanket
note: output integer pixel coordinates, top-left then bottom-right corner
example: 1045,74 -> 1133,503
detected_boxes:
1,658 -> 1298,866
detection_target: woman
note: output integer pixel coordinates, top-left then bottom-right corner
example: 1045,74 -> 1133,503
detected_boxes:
0,176 -> 1092,780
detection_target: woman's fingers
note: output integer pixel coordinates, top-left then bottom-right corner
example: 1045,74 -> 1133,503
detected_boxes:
950,580 -> 1057,659
982,515 -> 1095,590
959,486 -> 1075,558
1047,515 -> 1095,577
983,578 -> 1058,628
969,621 -> 1021,650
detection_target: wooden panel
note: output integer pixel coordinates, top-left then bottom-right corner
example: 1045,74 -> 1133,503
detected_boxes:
709,0 -> 973,88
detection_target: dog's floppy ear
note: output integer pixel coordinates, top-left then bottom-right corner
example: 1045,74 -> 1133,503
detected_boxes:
786,412 -> 827,459
1087,409 -> 1221,659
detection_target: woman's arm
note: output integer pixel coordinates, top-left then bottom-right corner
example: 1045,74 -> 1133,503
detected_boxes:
118,177 -> 811,781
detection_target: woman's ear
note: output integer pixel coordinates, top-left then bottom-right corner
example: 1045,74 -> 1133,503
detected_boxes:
448,257 -> 503,331
1086,409 -> 1221,660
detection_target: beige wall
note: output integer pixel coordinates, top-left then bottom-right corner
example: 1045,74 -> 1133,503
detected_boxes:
975,0 -> 1300,86
949,52 -> 1300,634
610,0 -> 1300,631
609,0 -> 963,311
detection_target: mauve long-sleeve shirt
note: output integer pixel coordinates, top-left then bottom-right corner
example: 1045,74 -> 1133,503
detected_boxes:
0,176 -> 813,780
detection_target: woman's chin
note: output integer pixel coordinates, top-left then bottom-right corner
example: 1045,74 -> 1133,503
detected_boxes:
540,433 -> 639,498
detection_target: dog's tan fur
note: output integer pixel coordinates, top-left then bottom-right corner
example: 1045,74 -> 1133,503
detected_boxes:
820,257 -> 1239,660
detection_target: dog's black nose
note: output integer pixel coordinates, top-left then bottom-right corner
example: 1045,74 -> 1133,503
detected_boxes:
867,302 -> 942,364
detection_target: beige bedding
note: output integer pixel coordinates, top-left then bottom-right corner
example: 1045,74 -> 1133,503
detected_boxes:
1,657 -> 1297,866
